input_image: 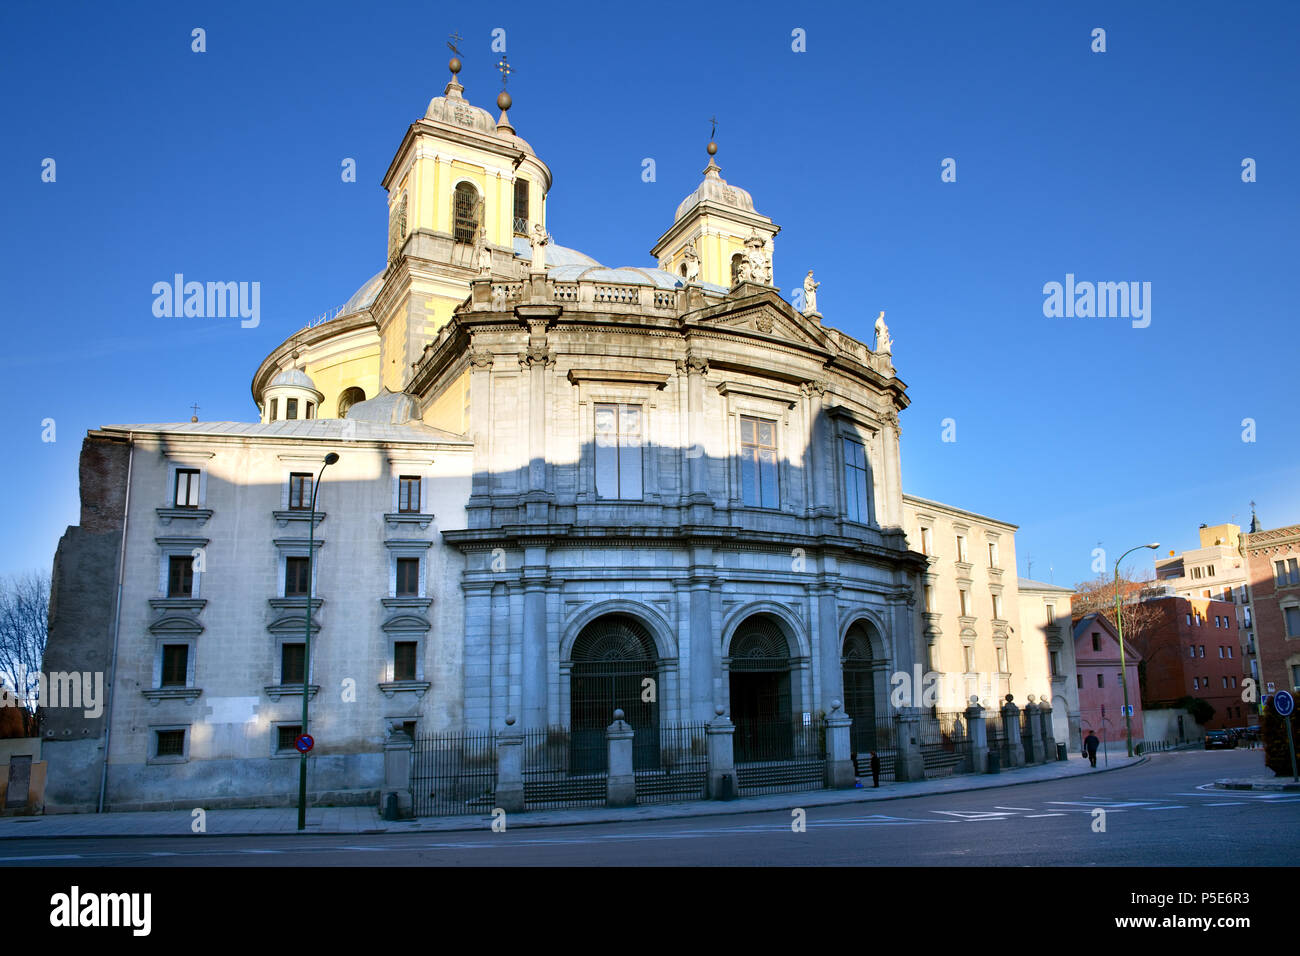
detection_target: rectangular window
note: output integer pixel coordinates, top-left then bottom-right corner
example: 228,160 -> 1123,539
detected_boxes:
1050,650 -> 1061,676
398,475 -> 421,513
595,403 -> 644,500
956,535 -> 969,564
167,555 -> 193,598
996,646 -> 1008,672
739,415 -> 778,508
286,398 -> 299,420
161,644 -> 189,687
1285,607 -> 1300,637
1290,558 -> 1300,585
270,398 -> 278,421
963,646 -> 974,672
1192,677 -> 1199,690
1186,613 -> 1192,626
923,585 -> 933,612
394,641 -> 418,681
1227,646 -> 1233,659
1188,645 -> 1195,658
174,469 -> 200,508
285,556 -> 311,597
288,472 -> 312,511
1277,561 -> 1288,586
1199,645 -> 1206,657
920,526 -> 933,556
1097,673 -> 1104,688
1092,633 -> 1100,653
1076,674 -> 1083,689
992,593 -> 1003,620
988,541 -> 999,568
513,178 -> 529,231
1218,646 -> 1225,658
1292,664 -> 1300,688
155,729 -> 185,757
396,558 -> 420,597
1244,607 -> 1252,628
281,643 -> 306,685
959,589 -> 970,617
277,724 -> 302,752
843,438 -> 870,523
1046,604 -> 1055,624
1208,565 -> 1215,577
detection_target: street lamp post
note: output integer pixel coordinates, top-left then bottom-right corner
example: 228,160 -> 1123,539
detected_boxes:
1115,541 -> 1159,758
297,452 -> 339,831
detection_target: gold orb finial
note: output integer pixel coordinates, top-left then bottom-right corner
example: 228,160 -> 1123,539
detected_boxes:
497,90 -> 512,112
707,140 -> 717,156
448,56 -> 461,75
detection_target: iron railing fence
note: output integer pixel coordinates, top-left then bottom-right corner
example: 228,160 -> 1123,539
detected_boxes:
920,711 -> 974,777
520,726 -> 608,810
853,716 -> 900,782
1019,708 -> 1035,762
634,721 -> 710,804
736,716 -> 828,796
985,710 -> 1010,763
410,730 -> 498,817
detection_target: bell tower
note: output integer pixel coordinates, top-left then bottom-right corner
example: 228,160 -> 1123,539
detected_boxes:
651,136 -> 779,290
375,46 -> 552,391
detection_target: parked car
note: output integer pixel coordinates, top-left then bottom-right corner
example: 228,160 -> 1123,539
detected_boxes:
1205,729 -> 1236,749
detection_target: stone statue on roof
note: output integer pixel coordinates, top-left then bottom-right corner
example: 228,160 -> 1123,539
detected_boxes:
803,271 -> 820,315
476,227 -> 492,276
682,241 -> 700,282
874,310 -> 892,355
744,232 -> 770,285
529,223 -> 550,274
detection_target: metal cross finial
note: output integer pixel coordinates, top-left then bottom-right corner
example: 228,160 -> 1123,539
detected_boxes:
190,403 -> 200,420
447,32 -> 463,55
497,54 -> 513,88
709,115 -> 717,140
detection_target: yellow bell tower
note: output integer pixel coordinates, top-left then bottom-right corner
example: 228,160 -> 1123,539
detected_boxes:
376,53 -> 552,390
651,139 -> 779,290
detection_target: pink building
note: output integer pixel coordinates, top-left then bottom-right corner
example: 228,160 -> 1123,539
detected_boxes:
1073,614 -> 1144,748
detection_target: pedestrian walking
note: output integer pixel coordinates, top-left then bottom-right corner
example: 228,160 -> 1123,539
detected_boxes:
1084,730 -> 1100,768
870,750 -> 881,788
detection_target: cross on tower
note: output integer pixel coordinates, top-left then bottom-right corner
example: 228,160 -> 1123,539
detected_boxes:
190,403 -> 200,421
709,115 -> 717,141
497,54 -> 514,88
447,32 -> 463,55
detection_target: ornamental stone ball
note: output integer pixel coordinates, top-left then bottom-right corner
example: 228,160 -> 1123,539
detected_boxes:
831,699 -> 841,711
497,91 -> 512,112
449,57 -> 461,75
970,695 -> 980,706
707,141 -> 717,156
715,704 -> 725,716
505,715 -> 516,726
1027,694 -> 1036,703
613,708 -> 625,721
1005,694 -> 1014,703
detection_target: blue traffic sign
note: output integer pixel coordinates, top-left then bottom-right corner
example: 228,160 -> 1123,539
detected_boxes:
295,734 -> 315,753
1275,691 -> 1295,718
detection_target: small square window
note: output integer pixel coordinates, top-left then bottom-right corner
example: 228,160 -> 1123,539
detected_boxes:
277,724 -> 302,752
156,729 -> 185,757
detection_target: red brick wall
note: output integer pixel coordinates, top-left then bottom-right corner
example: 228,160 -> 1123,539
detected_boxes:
1139,597 -> 1245,730
1246,527 -> 1300,700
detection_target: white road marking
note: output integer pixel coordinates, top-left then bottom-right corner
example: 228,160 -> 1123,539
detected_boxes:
1025,813 -> 1065,818
0,853 -> 81,861
1205,802 -> 1246,806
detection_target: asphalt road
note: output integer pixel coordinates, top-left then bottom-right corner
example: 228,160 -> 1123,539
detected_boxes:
3,750 -> 1294,866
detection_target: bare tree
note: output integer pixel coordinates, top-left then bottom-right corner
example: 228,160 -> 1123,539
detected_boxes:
0,570 -> 50,717
1071,567 -> 1170,676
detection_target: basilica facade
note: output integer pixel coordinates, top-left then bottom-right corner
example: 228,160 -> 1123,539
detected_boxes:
42,63 -> 1061,811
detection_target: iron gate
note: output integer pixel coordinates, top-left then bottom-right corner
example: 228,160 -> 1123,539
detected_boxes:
410,730 -> 497,817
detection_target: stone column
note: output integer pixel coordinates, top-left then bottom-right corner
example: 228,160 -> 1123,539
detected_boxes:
965,697 -> 987,774
1026,697 -> 1045,764
815,580 -> 842,710
521,551 -> 549,728
1002,698 -> 1026,767
606,710 -> 636,808
684,353 -> 711,515
803,380 -> 834,520
495,716 -> 525,813
824,700 -> 855,789
705,705 -> 737,800
688,556 -> 716,723
379,722 -> 414,819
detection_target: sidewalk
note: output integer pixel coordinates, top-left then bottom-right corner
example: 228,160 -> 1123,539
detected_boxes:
0,754 -> 1142,840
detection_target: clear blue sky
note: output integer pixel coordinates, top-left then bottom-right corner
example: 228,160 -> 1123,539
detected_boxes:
2,0 -> 1296,587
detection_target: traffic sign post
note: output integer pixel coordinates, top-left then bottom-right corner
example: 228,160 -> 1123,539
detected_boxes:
1274,691 -> 1297,783
295,734 -> 315,755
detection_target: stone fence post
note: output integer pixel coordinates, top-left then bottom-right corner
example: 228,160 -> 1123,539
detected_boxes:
606,709 -> 636,808
705,705 -> 736,800
895,711 -> 927,782
1026,697 -> 1046,763
495,715 -> 525,813
1038,697 -> 1058,760
1002,697 -> 1026,767
965,696 -> 987,774
380,722 -> 414,819
824,700 -> 855,789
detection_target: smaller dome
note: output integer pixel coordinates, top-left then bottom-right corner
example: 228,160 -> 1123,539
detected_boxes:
340,270 -> 385,316
425,92 -> 496,135
675,159 -> 755,221
344,387 -> 420,425
270,368 -> 317,389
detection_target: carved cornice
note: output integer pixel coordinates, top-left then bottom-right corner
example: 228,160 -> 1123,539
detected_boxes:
518,346 -> 555,368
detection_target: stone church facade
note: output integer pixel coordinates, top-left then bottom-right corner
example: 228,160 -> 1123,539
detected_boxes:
42,62 -> 1056,811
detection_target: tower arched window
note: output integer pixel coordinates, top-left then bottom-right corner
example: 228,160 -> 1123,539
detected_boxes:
513,179 -> 529,234
453,182 -> 480,245
337,387 -> 366,418
730,253 -> 744,286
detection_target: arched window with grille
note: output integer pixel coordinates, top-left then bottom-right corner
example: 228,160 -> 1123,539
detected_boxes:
453,182 -> 480,245
569,614 -> 661,771
337,386 -> 366,418
842,622 -> 878,754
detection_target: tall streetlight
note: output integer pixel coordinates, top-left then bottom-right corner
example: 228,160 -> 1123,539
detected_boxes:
1115,541 -> 1159,758
298,452 -> 339,831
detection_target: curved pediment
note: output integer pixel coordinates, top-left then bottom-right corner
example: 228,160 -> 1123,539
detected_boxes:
381,613 -> 432,633
148,615 -> 204,637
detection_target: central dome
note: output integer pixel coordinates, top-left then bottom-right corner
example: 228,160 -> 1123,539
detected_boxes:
674,159 -> 755,221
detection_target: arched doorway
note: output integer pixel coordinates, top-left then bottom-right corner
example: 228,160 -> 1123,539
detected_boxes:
728,615 -> 793,761
842,621 -> 878,756
569,614 -> 660,772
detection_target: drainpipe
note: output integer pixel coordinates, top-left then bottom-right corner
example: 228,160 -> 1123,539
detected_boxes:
97,432 -> 134,813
